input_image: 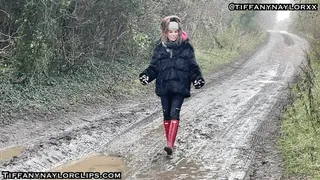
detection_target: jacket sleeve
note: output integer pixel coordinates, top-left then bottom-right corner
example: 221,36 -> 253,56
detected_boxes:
188,44 -> 203,82
140,47 -> 159,83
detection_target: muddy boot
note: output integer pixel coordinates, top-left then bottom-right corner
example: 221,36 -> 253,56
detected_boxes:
164,146 -> 173,155
164,119 -> 179,155
163,120 -> 171,142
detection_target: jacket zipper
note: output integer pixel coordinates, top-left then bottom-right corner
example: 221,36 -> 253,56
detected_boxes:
170,49 -> 173,58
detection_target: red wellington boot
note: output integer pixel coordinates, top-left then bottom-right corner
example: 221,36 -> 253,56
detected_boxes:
163,120 -> 171,142
164,119 -> 179,155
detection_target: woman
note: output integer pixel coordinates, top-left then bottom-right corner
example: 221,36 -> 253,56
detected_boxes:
139,15 -> 205,155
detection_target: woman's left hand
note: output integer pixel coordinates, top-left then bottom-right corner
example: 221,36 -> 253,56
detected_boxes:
193,78 -> 205,89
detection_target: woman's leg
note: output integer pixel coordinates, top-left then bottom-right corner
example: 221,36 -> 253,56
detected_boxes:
160,95 -> 173,143
165,94 -> 185,155
160,95 -> 172,120
170,94 -> 185,120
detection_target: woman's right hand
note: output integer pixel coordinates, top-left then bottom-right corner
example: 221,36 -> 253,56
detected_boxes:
139,73 -> 149,85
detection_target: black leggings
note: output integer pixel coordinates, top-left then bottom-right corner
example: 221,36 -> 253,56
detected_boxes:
160,94 -> 184,120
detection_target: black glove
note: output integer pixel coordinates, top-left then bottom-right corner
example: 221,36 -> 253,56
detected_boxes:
139,73 -> 149,85
193,78 -> 205,89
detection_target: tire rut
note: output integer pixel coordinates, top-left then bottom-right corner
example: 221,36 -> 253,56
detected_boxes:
0,101 -> 162,172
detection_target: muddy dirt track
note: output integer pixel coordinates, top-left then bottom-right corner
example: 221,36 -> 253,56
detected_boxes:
0,30 -> 309,180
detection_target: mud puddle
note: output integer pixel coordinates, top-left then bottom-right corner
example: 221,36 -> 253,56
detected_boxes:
0,146 -> 24,161
51,153 -> 126,172
146,159 -> 210,180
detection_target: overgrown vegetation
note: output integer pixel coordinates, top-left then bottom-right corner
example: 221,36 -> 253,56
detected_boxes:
0,0 -> 275,123
280,43 -> 320,180
279,0 -> 320,178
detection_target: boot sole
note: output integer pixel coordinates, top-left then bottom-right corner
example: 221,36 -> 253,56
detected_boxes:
164,146 -> 172,155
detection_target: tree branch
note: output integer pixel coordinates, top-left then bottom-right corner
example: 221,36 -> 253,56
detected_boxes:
0,9 -> 10,18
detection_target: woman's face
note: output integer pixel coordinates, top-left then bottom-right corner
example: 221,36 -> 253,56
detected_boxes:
167,30 -> 179,42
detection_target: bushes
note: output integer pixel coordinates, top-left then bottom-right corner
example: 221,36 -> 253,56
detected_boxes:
1,0 -> 274,85
5,0 -> 145,84
0,0 -> 275,123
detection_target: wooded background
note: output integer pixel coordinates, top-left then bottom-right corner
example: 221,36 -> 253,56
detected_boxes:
9,0 -> 320,123
0,0 -> 276,85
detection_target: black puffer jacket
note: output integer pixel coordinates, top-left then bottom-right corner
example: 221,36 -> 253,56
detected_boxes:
141,39 -> 203,98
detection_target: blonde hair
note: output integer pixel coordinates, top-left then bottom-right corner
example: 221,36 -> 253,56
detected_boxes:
160,15 -> 183,44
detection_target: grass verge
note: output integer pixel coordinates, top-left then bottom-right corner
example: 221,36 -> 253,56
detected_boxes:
279,44 -> 320,180
196,31 -> 267,74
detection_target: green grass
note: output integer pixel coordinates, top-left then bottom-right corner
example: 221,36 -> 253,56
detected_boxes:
279,49 -> 320,180
0,62 -> 153,123
196,48 -> 239,74
196,31 -> 267,74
